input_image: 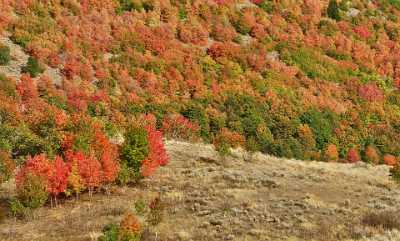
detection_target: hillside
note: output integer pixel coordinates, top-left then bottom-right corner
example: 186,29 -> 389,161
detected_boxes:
1,0 -> 400,164
2,0 -> 400,240
1,140 -> 400,241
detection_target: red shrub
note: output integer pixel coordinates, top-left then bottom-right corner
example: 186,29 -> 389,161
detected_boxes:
207,41 -> 241,59
161,114 -> 200,141
17,74 -> 38,101
141,125 -> 169,177
354,26 -> 371,39
358,83 -> 384,102
16,154 -> 52,190
347,148 -> 361,163
383,154 -> 397,166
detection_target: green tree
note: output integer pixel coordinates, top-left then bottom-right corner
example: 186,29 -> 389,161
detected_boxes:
119,127 -> 149,182
327,0 -> 341,21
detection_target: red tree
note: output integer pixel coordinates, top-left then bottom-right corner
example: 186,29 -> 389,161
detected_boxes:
47,156 -> 70,205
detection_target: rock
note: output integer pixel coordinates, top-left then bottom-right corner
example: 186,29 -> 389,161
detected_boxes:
266,51 -> 280,61
347,8 -> 360,18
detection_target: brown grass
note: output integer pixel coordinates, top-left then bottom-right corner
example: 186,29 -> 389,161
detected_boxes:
362,210 -> 400,230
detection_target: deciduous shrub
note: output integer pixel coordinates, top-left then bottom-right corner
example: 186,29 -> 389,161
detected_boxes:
16,173 -> 48,209
22,57 -> 44,78
0,44 -> 10,65
213,128 -> 245,156
0,150 -> 14,183
347,148 -> 361,163
162,114 -> 200,141
98,213 -> 141,241
364,145 -> 380,164
383,154 -> 397,166
120,123 -> 168,183
120,126 -> 149,182
300,109 -> 337,150
324,144 -> 339,162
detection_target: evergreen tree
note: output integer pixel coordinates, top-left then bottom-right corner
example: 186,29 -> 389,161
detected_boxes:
327,0 -> 341,21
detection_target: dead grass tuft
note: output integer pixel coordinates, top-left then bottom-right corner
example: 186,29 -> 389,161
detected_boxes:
362,210 -> 400,230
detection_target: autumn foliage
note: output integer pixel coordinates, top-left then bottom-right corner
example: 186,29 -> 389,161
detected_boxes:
3,0 -> 400,207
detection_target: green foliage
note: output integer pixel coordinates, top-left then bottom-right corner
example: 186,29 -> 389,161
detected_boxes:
98,222 -> 141,241
224,93 -> 269,138
178,7 -> 187,21
0,44 -> 11,66
389,0 -> 400,10
98,223 -> 120,241
0,124 -> 56,160
134,199 -> 146,215
120,127 -> 149,180
0,74 -> 16,97
281,47 -> 351,83
22,57 -> 44,78
270,137 -> 304,160
327,0 -> 341,21
300,109 -> 338,150
116,0 -> 144,13
17,174 -> 48,209
258,1 -> 274,13
181,103 -> 210,141
326,49 -> 351,61
9,199 -> 30,218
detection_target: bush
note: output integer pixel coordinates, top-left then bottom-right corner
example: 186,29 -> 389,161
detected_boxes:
383,154 -> 397,166
181,104 -> 210,141
134,199 -> 146,215
213,128 -> 245,156
116,0 -> 143,14
0,44 -> 10,65
347,148 -> 361,163
9,199 -> 30,218
99,214 -> 141,241
0,150 -> 14,183
119,126 -> 149,183
161,114 -> 200,141
300,109 -> 337,150
22,57 -> 44,78
17,173 -> 48,209
364,145 -> 380,164
98,223 -> 120,241
324,144 -> 339,162
327,0 -> 341,21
